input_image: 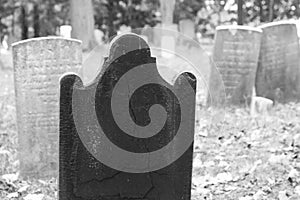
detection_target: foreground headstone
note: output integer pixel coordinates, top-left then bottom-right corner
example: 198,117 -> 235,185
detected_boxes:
210,25 -> 262,105
59,34 -> 196,199
256,21 -> 300,102
12,37 -> 82,178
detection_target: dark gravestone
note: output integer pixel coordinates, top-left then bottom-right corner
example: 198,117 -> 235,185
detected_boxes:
211,26 -> 262,105
256,21 -> 300,102
59,34 -> 196,199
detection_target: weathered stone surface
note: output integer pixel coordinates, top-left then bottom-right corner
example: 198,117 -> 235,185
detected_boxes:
210,25 -> 262,105
141,25 -> 154,44
160,24 -> 178,58
179,19 -> 195,39
12,37 -> 82,178
256,21 -> 300,102
59,34 -> 196,200
179,19 -> 196,47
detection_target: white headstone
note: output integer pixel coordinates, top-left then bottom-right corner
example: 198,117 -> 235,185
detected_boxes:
94,29 -> 104,45
117,25 -> 131,35
60,25 -> 72,38
179,19 -> 195,39
256,21 -> 300,101
12,37 -> 82,178
161,36 -> 175,58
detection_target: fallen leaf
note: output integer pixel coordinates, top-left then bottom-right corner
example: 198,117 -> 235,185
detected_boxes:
295,185 -> 300,196
293,134 -> 300,147
203,160 -> 215,167
18,185 -> 30,193
278,191 -> 289,200
288,168 -> 299,179
268,154 -> 288,165
0,149 -> 11,155
193,154 -> 203,168
253,190 -> 265,200
239,196 -> 252,200
216,172 -> 233,183
1,173 -> 19,183
24,194 -> 44,200
6,192 -> 18,199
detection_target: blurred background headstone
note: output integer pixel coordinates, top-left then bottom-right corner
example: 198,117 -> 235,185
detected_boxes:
12,37 -> 82,178
210,26 -> 262,105
256,21 -> 300,102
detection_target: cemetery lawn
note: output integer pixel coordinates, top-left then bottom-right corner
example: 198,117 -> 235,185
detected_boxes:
0,66 -> 300,199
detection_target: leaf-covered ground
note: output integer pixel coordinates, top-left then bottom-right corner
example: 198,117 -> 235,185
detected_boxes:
192,104 -> 300,200
0,53 -> 300,200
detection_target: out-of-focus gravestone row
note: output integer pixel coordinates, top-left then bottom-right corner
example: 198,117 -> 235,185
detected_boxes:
211,21 -> 300,105
12,37 -> 82,178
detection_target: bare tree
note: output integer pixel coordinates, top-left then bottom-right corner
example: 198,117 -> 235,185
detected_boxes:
237,0 -> 243,25
70,0 -> 96,51
268,0 -> 274,22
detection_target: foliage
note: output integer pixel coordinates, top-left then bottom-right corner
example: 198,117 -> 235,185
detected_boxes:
94,0 -> 159,37
1,0 -> 300,46
0,0 -> 16,37
174,0 -> 206,22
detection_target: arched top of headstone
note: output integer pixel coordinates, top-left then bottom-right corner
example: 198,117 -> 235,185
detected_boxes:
216,25 -> 262,33
107,33 -> 151,62
72,33 -> 156,87
12,36 -> 81,47
258,20 -> 297,29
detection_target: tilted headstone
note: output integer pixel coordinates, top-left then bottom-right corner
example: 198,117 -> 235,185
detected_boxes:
178,19 -> 198,50
153,23 -> 162,47
210,26 -> 262,105
161,35 -> 176,58
94,29 -> 104,45
118,24 -> 132,35
141,25 -> 154,44
256,21 -> 300,102
179,19 -> 195,42
161,24 -> 178,58
12,37 -> 82,178
59,34 -> 196,199
81,44 -> 108,84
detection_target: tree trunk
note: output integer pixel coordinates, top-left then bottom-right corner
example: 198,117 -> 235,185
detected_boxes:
106,1 -> 116,40
70,0 -> 96,51
258,0 -> 263,22
20,5 -> 28,40
237,0 -> 243,25
295,0 -> 300,18
33,3 -> 40,37
268,0 -> 274,22
159,0 -> 176,25
11,0 -> 15,36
